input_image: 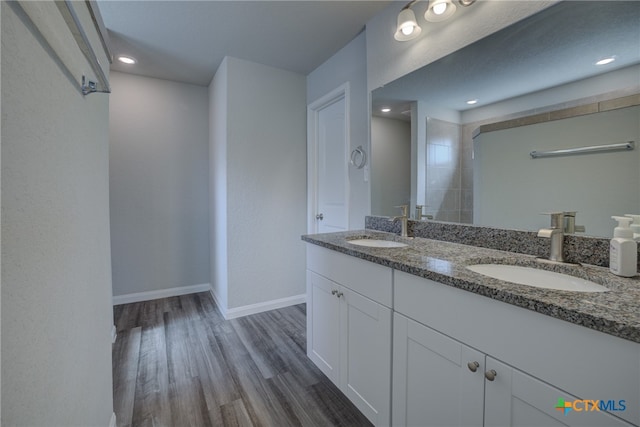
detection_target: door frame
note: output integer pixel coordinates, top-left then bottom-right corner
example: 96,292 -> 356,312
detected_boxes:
307,82 -> 351,234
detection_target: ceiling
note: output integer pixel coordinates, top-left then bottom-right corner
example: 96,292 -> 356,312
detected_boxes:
373,1 -> 640,119
97,0 -> 392,86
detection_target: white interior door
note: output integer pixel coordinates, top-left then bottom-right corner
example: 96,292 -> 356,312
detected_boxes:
308,84 -> 350,234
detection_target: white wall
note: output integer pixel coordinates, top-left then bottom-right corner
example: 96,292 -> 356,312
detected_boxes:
371,116 -> 411,216
210,57 -> 307,314
1,2 -> 114,425
109,72 -> 210,298
209,58 -> 229,311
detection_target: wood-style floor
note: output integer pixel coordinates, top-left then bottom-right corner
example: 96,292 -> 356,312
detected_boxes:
112,292 -> 373,427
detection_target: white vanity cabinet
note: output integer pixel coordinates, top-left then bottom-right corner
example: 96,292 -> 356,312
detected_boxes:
392,313 -> 484,426
306,244 -> 393,426
393,313 -> 634,427
393,271 -> 640,427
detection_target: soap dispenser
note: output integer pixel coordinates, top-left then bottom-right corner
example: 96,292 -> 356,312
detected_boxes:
624,214 -> 640,241
610,216 -> 637,277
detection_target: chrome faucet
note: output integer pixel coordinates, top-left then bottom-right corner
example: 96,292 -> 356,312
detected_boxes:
537,212 -> 565,262
563,211 -> 586,234
390,205 -> 409,237
415,205 -> 434,221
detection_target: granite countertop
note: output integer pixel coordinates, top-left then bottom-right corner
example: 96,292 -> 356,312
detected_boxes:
302,230 -> 640,344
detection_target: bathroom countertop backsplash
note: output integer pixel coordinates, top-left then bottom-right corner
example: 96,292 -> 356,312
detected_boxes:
302,227 -> 640,344
365,216 -> 626,269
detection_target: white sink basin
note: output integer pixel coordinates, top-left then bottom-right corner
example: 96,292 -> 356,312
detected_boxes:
466,264 -> 609,292
347,239 -> 408,248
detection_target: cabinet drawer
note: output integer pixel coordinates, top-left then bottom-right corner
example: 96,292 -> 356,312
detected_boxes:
306,244 -> 392,307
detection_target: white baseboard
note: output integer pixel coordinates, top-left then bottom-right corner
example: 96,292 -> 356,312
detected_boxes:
113,283 -> 211,306
111,324 -> 117,344
108,412 -> 116,427
221,293 -> 307,320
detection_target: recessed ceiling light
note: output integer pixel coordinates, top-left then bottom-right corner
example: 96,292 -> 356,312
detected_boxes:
381,107 -> 391,113
117,55 -> 137,65
466,99 -> 478,105
595,56 -> 616,66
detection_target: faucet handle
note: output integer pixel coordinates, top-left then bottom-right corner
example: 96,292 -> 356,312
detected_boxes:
562,211 -> 585,233
541,212 -> 564,229
395,205 -> 409,217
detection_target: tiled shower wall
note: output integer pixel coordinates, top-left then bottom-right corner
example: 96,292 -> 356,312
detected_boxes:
424,117 -> 472,223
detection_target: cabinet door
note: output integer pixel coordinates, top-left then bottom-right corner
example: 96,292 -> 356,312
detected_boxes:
484,357 -> 634,427
392,313 -> 484,427
307,270 -> 340,384
340,288 -> 392,426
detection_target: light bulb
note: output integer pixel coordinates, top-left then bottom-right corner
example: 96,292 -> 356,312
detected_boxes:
401,25 -> 414,36
395,8 -> 421,41
433,2 -> 447,15
425,0 -> 456,22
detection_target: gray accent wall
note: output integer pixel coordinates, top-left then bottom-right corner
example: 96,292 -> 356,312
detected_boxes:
1,2 -> 113,424
109,72 -> 210,297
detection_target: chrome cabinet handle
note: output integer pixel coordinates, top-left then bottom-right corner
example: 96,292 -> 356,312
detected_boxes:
316,213 -> 324,220
336,292 -> 344,298
485,370 -> 497,381
467,361 -> 480,372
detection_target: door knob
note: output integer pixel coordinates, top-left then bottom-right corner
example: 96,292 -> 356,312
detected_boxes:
485,370 -> 497,381
316,213 -> 324,220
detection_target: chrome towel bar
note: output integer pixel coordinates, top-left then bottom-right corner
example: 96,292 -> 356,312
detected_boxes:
530,141 -> 634,159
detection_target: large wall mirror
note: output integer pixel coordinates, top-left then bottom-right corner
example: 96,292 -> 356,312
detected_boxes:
371,1 -> 640,237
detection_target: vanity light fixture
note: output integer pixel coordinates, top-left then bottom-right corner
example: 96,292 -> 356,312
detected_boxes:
395,0 -> 477,41
381,107 -> 392,113
595,56 -> 616,66
117,55 -> 137,65
394,3 -> 422,41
